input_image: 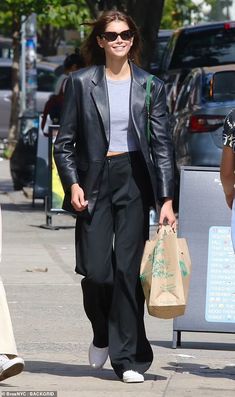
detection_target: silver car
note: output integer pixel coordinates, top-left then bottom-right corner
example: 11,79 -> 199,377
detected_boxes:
0,58 -> 58,139
171,64 -> 235,172
170,64 -> 235,210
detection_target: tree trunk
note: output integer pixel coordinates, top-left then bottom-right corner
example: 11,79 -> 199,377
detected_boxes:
38,25 -> 63,57
129,0 -> 165,70
85,0 -> 99,18
7,17 -> 21,155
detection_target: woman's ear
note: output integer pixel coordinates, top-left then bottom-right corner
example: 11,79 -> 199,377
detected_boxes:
97,36 -> 104,48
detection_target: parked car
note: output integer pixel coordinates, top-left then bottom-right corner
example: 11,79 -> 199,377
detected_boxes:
158,20 -> 235,111
149,29 -> 173,75
0,58 -> 61,189
0,36 -> 12,59
171,64 -> 235,210
0,58 -> 59,139
171,64 -> 235,175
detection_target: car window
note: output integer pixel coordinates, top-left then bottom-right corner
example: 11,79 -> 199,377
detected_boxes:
0,37 -> 12,59
175,74 -> 194,111
37,68 -> 56,92
169,27 -> 235,70
0,48 -> 12,58
190,72 -> 201,105
151,36 -> 171,68
0,66 -> 11,89
0,65 -> 55,92
202,72 -> 213,101
203,71 -> 235,102
161,32 -> 179,71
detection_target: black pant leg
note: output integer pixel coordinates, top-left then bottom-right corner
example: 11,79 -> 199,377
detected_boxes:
108,153 -> 153,378
81,279 -> 112,348
76,163 -> 114,347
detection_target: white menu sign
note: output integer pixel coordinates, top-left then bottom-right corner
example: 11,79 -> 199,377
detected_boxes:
206,226 -> 235,323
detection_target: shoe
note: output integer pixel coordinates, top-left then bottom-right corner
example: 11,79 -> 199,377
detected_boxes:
88,343 -> 109,369
0,355 -> 25,381
123,370 -> 144,383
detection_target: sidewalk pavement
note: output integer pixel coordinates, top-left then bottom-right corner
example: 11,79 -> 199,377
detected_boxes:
0,157 -> 234,397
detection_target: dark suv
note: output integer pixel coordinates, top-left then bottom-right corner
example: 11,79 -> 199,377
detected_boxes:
149,30 -> 173,75
158,20 -> 235,111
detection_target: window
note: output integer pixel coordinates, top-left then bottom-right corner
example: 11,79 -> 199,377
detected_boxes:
213,71 -> 235,101
175,74 -> 194,112
0,66 -> 56,92
203,71 -> 235,102
151,32 -> 172,69
0,48 -> 12,58
37,68 -> 56,92
170,28 -> 235,70
190,73 -> 201,105
0,66 -> 11,90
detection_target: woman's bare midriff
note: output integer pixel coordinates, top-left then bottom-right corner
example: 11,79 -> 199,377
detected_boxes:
106,151 -> 127,157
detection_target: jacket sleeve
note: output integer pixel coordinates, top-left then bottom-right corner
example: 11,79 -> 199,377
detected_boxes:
150,80 -> 174,200
53,74 -> 80,192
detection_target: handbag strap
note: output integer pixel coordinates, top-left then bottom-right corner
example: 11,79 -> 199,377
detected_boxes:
145,74 -> 154,144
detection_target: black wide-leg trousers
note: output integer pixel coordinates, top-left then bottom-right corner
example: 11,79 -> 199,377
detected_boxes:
75,152 -> 153,379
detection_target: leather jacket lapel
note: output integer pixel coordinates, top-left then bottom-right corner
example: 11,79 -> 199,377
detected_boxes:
91,66 -> 110,144
130,63 -> 147,142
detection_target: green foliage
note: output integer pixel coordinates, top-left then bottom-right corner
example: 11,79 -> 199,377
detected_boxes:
160,0 -> 216,29
37,2 -> 90,30
161,0 -> 198,28
0,0 -> 53,17
0,0 -> 90,34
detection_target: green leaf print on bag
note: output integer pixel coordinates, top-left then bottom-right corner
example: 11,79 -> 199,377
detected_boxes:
150,238 -> 174,279
179,260 -> 189,277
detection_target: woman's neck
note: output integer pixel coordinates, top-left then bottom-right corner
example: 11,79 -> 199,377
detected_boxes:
105,58 -> 131,81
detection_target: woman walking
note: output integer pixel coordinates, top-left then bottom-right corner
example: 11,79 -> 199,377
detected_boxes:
54,10 -> 175,383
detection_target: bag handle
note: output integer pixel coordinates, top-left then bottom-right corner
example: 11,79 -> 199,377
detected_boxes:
145,75 -> 154,144
157,224 -> 176,235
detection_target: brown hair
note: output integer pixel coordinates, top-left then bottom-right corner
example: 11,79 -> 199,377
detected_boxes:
81,10 -> 142,66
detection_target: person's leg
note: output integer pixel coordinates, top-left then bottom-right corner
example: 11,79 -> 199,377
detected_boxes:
107,153 -> 153,379
0,208 -> 24,381
76,162 -> 114,349
0,280 -> 18,357
0,282 -> 24,382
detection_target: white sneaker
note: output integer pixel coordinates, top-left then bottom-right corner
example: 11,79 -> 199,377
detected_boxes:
123,370 -> 144,383
0,355 -> 24,381
89,343 -> 109,369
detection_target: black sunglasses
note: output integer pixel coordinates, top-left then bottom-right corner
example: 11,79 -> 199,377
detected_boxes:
100,29 -> 134,42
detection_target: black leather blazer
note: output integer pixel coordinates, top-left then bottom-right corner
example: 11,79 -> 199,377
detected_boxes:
54,61 -> 174,216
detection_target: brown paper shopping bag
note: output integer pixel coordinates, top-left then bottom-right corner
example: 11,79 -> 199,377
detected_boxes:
140,225 -> 191,319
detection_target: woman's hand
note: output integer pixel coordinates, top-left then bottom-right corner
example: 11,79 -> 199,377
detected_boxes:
71,183 -> 88,212
159,198 -> 176,231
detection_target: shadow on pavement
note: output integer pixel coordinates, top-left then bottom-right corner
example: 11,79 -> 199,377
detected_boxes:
0,202 -> 44,213
162,362 -> 235,379
24,361 -> 167,381
0,180 -> 14,193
